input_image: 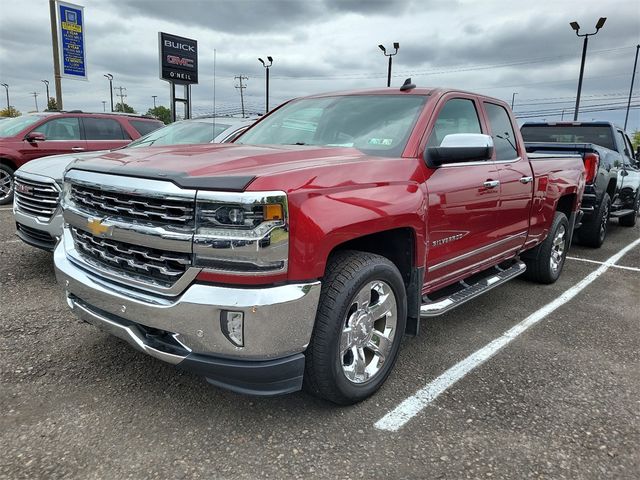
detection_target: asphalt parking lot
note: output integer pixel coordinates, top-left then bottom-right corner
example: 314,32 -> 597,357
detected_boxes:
1,206 -> 638,479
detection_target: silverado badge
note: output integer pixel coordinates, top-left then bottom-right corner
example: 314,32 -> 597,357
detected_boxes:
86,218 -> 111,237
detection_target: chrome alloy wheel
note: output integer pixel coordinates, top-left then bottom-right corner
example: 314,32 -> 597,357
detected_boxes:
550,224 -> 566,273
340,280 -> 398,384
0,169 -> 12,202
599,201 -> 610,242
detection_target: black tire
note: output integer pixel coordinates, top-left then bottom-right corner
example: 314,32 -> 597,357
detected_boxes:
304,250 -> 407,405
576,193 -> 610,248
619,193 -> 639,227
0,163 -> 15,206
522,212 -> 570,284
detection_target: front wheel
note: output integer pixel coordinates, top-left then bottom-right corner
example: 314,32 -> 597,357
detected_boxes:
0,163 -> 15,206
304,251 -> 407,405
522,212 -> 570,284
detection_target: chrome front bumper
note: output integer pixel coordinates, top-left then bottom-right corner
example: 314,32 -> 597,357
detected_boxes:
54,237 -> 322,362
13,204 -> 63,252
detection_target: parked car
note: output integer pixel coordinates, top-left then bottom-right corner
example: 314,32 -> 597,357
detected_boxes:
0,111 -> 164,205
12,116 -> 257,251
53,85 -> 585,404
521,121 -> 640,247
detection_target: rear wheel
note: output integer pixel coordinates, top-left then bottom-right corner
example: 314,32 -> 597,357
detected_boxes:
576,193 -> 610,248
522,212 -> 569,284
0,164 -> 14,206
304,251 -> 407,405
619,193 -> 639,227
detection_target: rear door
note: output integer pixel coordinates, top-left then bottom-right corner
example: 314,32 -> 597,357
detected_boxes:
483,102 -> 532,251
18,116 -> 86,160
81,117 -> 131,151
423,96 -> 502,289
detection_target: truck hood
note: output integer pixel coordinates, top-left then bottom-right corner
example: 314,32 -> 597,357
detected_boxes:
17,150 -> 109,183
67,143 -> 384,191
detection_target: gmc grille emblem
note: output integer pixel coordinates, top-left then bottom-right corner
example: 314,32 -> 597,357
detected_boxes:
16,183 -> 33,195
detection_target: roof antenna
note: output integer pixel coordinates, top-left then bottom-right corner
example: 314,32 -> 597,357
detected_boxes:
400,78 -> 416,91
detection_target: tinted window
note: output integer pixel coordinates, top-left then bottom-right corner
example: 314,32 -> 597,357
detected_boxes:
520,125 -> 615,151
485,103 -> 518,160
130,120 -> 163,136
615,130 -> 630,157
237,95 -> 427,157
427,98 -> 482,147
83,117 -> 126,140
37,117 -> 81,140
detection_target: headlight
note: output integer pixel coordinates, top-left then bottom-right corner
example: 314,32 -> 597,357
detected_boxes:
193,191 -> 289,275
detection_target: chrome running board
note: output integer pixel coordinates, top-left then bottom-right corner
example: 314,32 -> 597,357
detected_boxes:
420,260 -> 526,318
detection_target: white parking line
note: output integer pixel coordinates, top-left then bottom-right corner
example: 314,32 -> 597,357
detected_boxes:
375,237 -> 640,432
567,256 -> 640,272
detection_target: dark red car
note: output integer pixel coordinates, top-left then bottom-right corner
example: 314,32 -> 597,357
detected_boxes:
0,111 -> 163,204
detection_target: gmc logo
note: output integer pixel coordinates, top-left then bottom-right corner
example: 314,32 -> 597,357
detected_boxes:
16,183 -> 33,195
164,40 -> 195,53
167,55 -> 194,67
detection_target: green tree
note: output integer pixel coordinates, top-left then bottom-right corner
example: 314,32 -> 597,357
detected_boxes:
0,106 -> 20,117
631,130 -> 640,151
115,102 -> 135,113
46,97 -> 58,111
146,106 -> 171,124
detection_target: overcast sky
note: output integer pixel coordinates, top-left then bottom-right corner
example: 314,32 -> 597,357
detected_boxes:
0,0 -> 638,130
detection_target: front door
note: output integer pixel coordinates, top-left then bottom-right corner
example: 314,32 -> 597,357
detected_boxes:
19,116 -> 86,161
423,97 -> 502,290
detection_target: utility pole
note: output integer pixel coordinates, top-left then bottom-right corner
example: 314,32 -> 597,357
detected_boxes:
234,75 -> 248,118
102,101 -> 106,112
152,95 -> 157,109
48,0 -> 63,109
114,86 -> 127,111
30,92 -> 39,112
1,84 -> 9,113
624,44 -> 639,131
511,92 -> 518,109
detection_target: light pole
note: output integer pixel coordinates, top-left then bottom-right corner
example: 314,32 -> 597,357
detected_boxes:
41,80 -> 50,109
103,73 -> 114,112
258,56 -> 273,113
511,92 -> 518,109
379,43 -> 399,87
570,17 -> 606,121
102,101 -> 106,112
152,95 -> 157,109
624,44 -> 639,131
0,83 -> 9,114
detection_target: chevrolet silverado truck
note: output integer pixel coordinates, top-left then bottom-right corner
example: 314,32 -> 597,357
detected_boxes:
54,85 -> 585,404
521,121 -> 640,247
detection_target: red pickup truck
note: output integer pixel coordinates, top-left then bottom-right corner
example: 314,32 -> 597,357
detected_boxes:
54,84 -> 585,404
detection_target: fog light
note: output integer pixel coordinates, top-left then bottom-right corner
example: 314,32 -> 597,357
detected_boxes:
221,310 -> 244,347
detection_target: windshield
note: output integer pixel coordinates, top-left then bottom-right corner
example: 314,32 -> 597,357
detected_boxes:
236,95 -> 427,157
0,115 -> 44,138
521,125 -> 616,151
127,120 -> 231,148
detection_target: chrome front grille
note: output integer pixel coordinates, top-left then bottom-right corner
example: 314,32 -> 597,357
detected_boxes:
70,183 -> 195,227
14,177 -> 59,219
71,227 -> 192,285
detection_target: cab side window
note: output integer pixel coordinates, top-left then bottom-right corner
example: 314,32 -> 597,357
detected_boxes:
36,117 -> 81,140
427,98 -> 482,147
485,103 -> 518,160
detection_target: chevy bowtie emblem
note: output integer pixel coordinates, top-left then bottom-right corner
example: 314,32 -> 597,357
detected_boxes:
86,218 -> 111,237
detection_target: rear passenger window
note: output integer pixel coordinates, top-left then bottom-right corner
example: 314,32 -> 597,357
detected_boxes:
427,99 -> 482,147
83,118 -> 127,140
37,117 -> 81,140
485,103 -> 518,160
130,120 -> 163,136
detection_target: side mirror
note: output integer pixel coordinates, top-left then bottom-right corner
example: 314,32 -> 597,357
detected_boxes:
425,133 -> 494,167
25,131 -> 46,142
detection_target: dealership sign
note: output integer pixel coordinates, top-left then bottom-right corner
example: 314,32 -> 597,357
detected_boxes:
57,1 -> 87,80
159,32 -> 198,84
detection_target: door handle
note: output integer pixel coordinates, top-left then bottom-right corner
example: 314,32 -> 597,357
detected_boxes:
71,147 -> 85,152
483,180 -> 500,188
519,176 -> 533,184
